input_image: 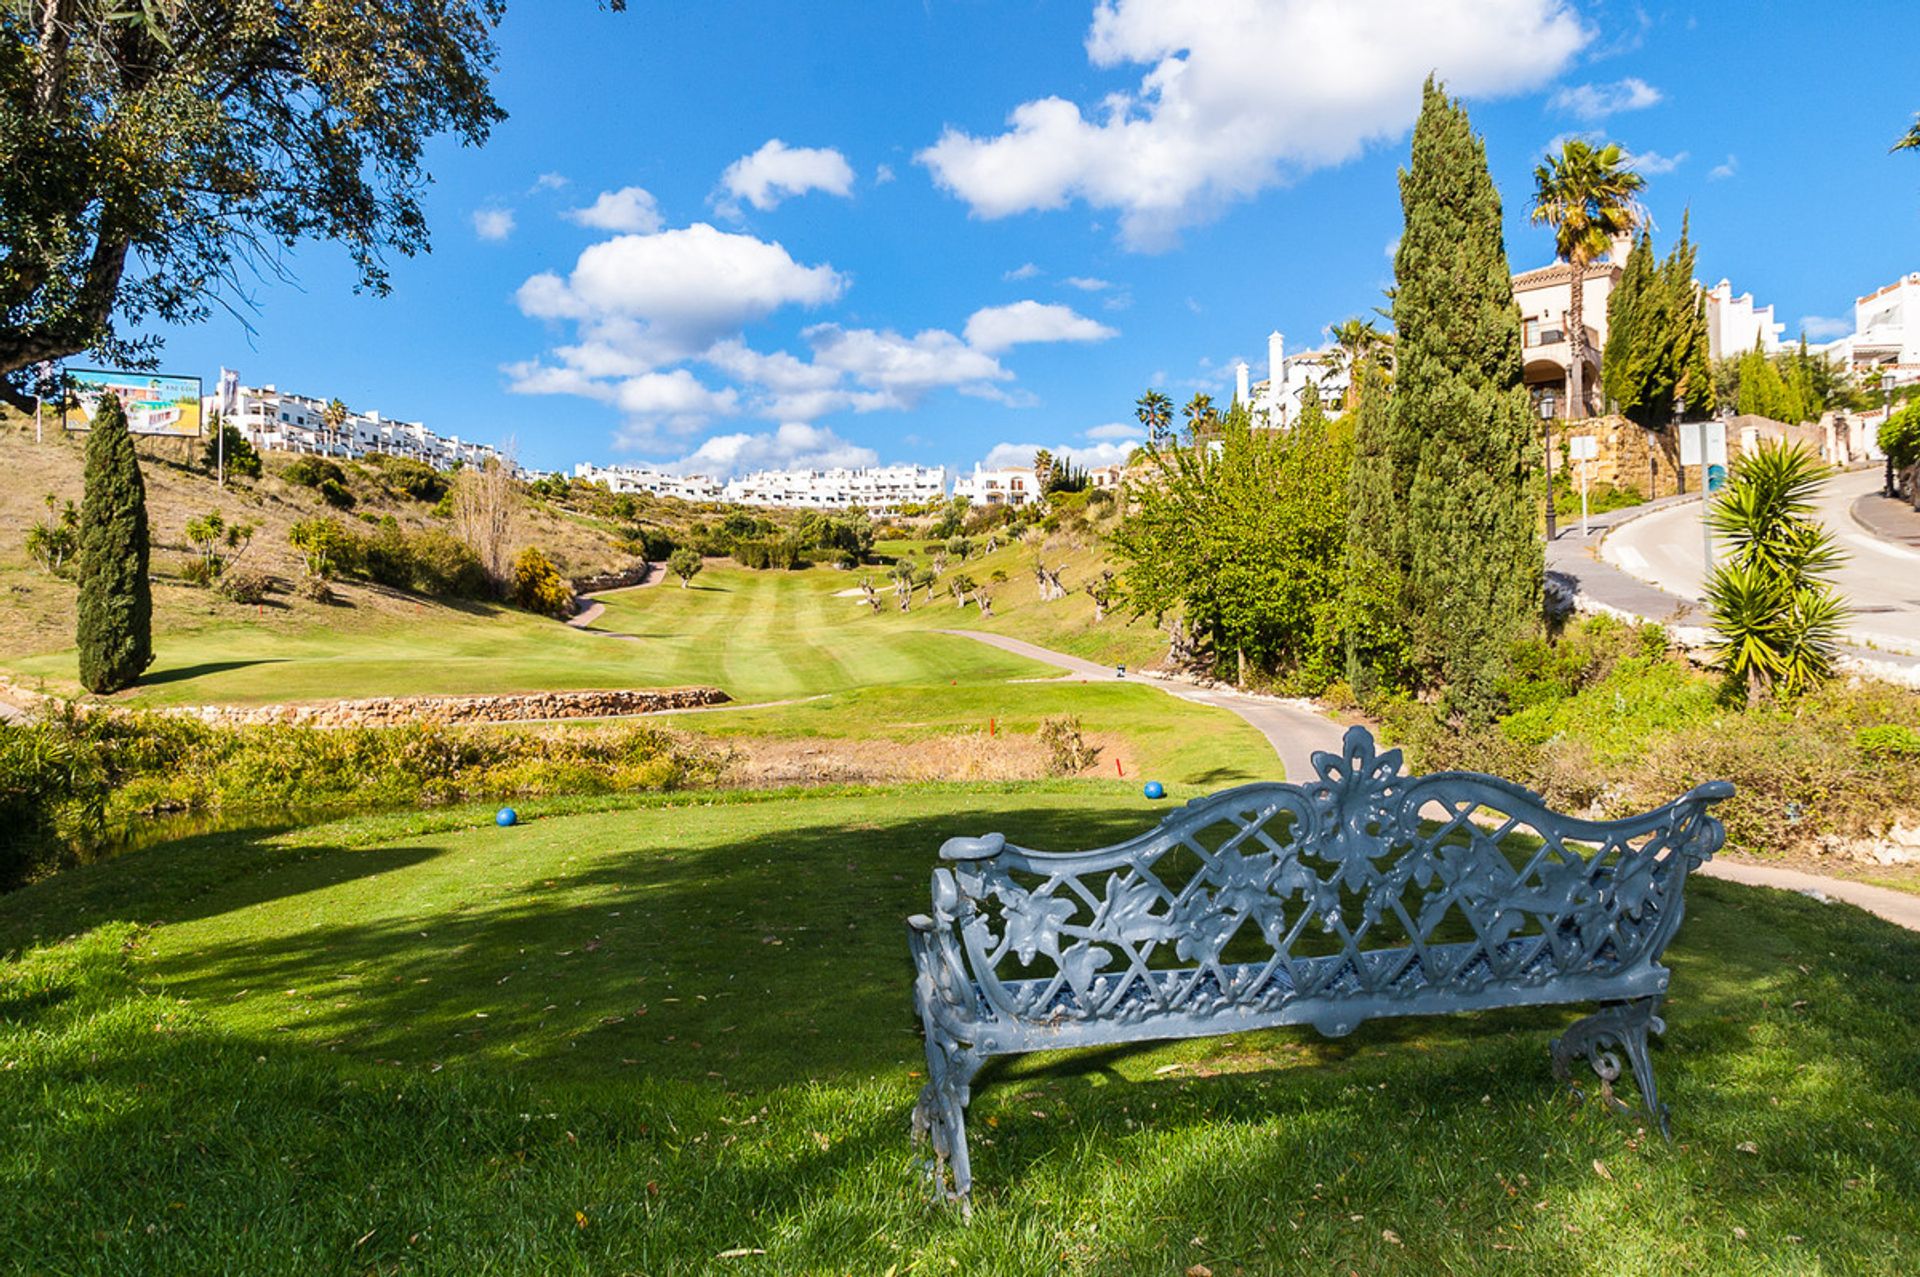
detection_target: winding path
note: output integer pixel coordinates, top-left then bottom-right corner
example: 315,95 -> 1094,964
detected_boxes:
939,629 -> 1349,786
942,630 -> 1920,934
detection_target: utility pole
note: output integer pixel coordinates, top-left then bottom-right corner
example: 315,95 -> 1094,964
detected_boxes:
1698,418 -> 1714,575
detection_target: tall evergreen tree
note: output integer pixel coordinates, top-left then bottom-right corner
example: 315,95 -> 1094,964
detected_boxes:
75,394 -> 153,693
1601,232 -> 1659,423
1340,359 -> 1409,696
1392,78 -> 1542,721
1659,216 -> 1715,420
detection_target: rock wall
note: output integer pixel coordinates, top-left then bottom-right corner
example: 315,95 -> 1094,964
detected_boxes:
571,561 -> 657,594
1567,413 -> 1822,499
171,686 -> 729,728
0,675 -> 729,727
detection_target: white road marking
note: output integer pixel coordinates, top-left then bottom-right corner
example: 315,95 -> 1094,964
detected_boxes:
1844,532 -> 1920,562
1611,544 -> 1649,574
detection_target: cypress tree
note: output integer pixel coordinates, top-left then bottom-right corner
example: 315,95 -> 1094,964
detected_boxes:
1391,77 -> 1542,721
1341,358 -> 1409,697
1602,232 -> 1658,424
1660,215 -> 1715,420
75,394 -> 153,693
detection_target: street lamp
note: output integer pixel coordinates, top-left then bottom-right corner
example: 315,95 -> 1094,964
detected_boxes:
1540,391 -> 1558,540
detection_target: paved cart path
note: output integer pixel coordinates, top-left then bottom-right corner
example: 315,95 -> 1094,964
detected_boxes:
941,629 -> 1350,786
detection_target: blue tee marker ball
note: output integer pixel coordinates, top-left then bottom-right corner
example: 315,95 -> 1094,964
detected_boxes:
1143,781 -> 1165,800
495,807 -> 519,827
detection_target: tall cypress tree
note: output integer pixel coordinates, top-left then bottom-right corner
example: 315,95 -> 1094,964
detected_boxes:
1602,232 -> 1658,423
1391,78 -> 1542,721
1660,215 -> 1715,420
75,394 -> 153,693
1341,358 -> 1409,697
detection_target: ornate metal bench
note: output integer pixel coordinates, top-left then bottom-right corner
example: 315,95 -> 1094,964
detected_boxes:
907,727 -> 1731,1202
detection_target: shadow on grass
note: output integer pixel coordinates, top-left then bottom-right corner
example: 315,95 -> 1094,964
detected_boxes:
136,658 -> 289,687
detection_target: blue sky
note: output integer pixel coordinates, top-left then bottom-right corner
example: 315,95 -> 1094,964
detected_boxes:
150,0 -> 1920,477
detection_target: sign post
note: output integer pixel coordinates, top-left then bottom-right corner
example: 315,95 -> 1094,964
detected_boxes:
1568,435 -> 1598,538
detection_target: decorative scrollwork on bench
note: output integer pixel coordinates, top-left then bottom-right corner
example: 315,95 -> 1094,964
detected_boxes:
907,726 -> 1731,1202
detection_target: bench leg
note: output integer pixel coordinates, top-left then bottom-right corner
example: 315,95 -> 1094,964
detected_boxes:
911,1028 -> 983,1209
1550,996 -> 1671,1139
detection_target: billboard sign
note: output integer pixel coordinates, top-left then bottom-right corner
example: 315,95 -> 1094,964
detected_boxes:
64,369 -> 204,438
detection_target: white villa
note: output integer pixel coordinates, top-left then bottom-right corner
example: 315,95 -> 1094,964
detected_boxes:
721,463 -> 949,512
572,463 -> 723,503
951,464 -> 1039,508
1240,331 -> 1349,429
1816,273 -> 1920,384
1704,278 -> 1786,358
206,383 -> 508,472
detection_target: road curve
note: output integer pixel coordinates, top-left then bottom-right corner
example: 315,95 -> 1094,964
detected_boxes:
939,629 -> 1349,783
1603,468 -> 1920,656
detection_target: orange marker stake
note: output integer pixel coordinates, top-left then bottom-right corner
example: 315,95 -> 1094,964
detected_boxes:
1115,757 -> 1124,777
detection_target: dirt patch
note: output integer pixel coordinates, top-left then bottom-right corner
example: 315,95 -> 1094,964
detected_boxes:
722,729 -> 1128,786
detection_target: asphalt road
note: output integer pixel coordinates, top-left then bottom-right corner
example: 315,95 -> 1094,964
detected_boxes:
1602,467 -> 1920,657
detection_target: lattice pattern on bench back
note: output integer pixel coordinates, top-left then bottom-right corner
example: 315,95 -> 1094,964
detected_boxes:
934,728 -> 1730,1038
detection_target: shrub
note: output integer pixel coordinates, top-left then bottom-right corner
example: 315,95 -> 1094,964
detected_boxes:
509,547 -> 575,618
1857,724 -> 1920,758
24,494 -> 79,575
667,548 -> 703,588
288,516 -> 355,579
408,529 -> 491,599
316,477 -> 356,509
214,568 -> 272,605
367,454 -> 449,503
178,557 -> 217,587
282,456 -> 347,489
297,576 -> 336,604
201,422 -> 263,478
1038,715 -> 1100,775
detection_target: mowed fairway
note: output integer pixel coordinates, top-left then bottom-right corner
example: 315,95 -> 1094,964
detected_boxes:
5,566 -> 1049,706
2,790 -> 1917,1274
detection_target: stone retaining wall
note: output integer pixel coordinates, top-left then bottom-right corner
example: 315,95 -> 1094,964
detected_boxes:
171,686 -> 729,728
571,561 -> 656,594
0,675 -> 729,727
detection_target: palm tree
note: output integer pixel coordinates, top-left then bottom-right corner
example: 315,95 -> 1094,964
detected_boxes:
1897,115 -> 1920,151
1529,140 -> 1645,420
322,397 -> 351,457
1032,447 -> 1055,493
1182,392 -> 1217,437
1324,318 -> 1392,410
1134,389 -> 1173,447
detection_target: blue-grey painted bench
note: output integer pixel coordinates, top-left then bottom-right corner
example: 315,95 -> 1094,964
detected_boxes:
907,727 -> 1731,1202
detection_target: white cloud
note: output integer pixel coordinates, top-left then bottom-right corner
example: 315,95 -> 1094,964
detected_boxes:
473,208 -> 516,241
613,370 -> 739,423
531,172 -> 571,193
664,423 -> 878,478
963,300 -> 1119,353
1798,315 -> 1852,341
1005,262 -> 1043,280
1709,154 -> 1738,181
874,163 -> 897,185
1063,276 -> 1112,291
808,324 -> 1011,399
566,186 -> 665,233
918,0 -> 1588,249
981,440 -> 1139,471
1084,421 -> 1139,440
1625,148 -> 1686,175
1549,77 -> 1661,122
717,140 -> 857,214
516,223 -> 845,363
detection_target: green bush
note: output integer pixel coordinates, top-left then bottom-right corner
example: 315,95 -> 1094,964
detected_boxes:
201,423 -> 263,478
366,453 -> 449,503
282,456 -> 347,489
316,477 -> 355,509
407,529 -> 490,599
509,547 -> 574,618
1857,724 -> 1920,758
213,568 -> 272,605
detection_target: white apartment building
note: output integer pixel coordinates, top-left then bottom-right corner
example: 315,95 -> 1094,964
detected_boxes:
1704,278 -> 1786,358
951,464 -> 1039,508
204,382 -> 509,472
1816,273 -> 1920,385
1241,331 -> 1349,429
573,462 -> 723,503
719,463 -> 949,512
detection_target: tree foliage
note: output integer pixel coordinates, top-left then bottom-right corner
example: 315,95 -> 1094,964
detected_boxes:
1704,443 -> 1848,703
1111,399 -> 1352,685
0,0 -> 512,393
1602,221 -> 1715,428
74,392 -> 151,692
1339,360 -> 1412,696
1134,389 -> 1173,446
1394,78 -> 1543,721
667,548 -> 703,588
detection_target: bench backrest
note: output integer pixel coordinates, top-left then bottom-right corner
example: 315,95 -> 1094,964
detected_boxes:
934,727 -> 1730,1030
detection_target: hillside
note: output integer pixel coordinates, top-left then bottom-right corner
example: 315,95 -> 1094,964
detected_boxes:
0,411 -> 640,684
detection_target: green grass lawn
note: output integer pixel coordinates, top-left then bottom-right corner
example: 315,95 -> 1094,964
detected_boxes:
3,788 -> 1916,1274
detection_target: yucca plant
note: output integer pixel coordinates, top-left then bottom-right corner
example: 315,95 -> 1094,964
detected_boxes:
1703,442 -> 1849,704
